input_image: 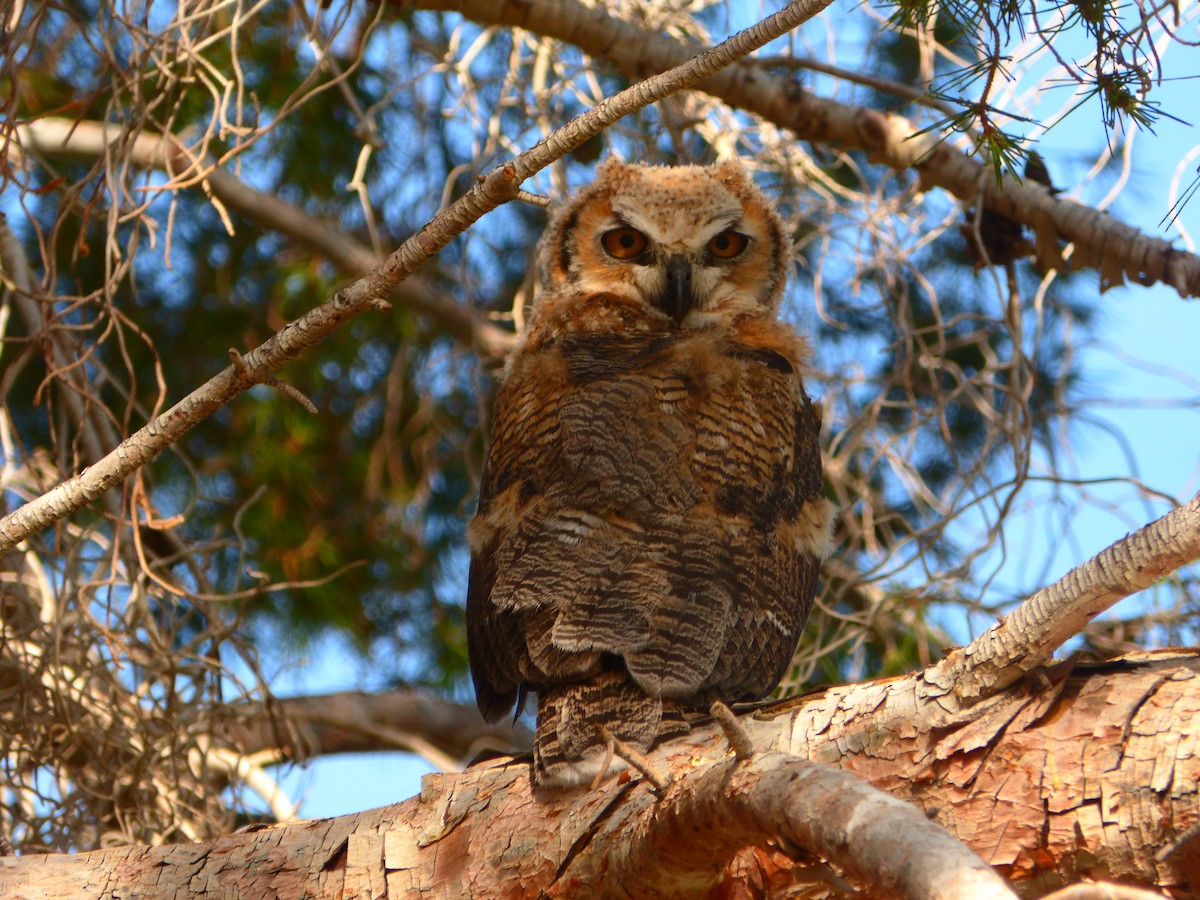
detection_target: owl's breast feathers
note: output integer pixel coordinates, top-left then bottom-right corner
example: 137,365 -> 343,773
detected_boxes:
466,293 -> 833,784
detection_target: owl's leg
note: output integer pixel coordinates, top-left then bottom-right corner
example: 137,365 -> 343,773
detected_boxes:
709,699 -> 755,760
596,725 -> 671,795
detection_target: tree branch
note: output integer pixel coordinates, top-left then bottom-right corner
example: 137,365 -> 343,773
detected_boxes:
0,211 -> 121,470
1042,886 -> 1176,900
7,651 -> 1195,894
217,689 -> 529,764
10,118 -> 516,361
753,53 -> 961,116
421,0 -> 1200,298
924,491 -> 1200,701
560,752 -> 1016,899
0,0 -> 836,552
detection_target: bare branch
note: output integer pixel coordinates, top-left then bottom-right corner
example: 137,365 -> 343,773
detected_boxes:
215,689 -> 530,764
422,0 -> 1200,298
754,53 -> 961,116
0,211 -> 121,464
924,491 -> 1200,701
1041,886 -> 1178,900
11,118 -> 516,361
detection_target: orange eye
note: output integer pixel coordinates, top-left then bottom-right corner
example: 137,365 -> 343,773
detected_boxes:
601,227 -> 648,260
707,231 -> 748,259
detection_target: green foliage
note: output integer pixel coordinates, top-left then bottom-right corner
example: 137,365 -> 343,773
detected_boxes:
883,0 -> 1179,179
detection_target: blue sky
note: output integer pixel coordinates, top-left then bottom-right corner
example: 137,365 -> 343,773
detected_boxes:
960,31 -> 1200,603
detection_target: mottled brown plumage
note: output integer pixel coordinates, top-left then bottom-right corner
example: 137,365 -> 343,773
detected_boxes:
467,158 -> 833,787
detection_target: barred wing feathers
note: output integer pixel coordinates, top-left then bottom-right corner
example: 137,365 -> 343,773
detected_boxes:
466,313 -> 830,785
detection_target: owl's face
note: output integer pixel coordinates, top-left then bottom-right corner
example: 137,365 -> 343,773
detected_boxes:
541,159 -> 791,328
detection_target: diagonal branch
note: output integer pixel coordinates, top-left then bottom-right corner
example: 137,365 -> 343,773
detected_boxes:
10,118 -> 515,361
420,0 -> 1200,299
924,491 -> 1200,701
564,752 -> 1017,899
0,0 -> 836,551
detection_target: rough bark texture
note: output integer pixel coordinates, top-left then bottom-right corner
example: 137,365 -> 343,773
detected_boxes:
4,651 -> 1197,898
774,651 -> 1200,896
925,491 -> 1200,700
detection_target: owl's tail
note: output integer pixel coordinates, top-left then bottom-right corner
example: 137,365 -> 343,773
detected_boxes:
533,670 -> 691,788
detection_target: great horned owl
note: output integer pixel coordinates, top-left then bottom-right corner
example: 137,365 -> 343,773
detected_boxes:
466,158 -> 833,788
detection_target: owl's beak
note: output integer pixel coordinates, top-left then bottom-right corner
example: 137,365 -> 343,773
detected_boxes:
657,255 -> 696,326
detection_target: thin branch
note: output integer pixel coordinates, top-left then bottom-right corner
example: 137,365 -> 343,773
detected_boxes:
10,118 -> 516,361
924,491 -> 1200,702
0,209 -> 148,586
0,211 -> 121,463
0,0 -> 835,552
754,53 -> 961,117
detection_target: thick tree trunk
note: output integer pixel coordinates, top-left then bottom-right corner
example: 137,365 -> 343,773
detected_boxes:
4,650 -> 1197,898
781,650 -> 1200,895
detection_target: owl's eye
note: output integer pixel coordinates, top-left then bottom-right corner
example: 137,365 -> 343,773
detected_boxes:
601,227 -> 648,260
707,231 -> 749,259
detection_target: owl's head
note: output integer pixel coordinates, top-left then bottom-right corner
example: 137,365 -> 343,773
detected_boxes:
541,158 -> 792,327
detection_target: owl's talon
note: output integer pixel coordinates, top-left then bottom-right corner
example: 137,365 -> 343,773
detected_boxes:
589,729 -> 618,791
597,725 -> 672,796
709,699 -> 755,761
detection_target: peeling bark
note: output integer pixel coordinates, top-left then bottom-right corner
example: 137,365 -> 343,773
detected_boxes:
767,651 -> 1200,896
5,651 -> 1197,897
926,491 -> 1200,701
553,753 -> 1013,899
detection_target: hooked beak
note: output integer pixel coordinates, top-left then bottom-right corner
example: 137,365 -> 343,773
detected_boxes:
656,255 -> 695,326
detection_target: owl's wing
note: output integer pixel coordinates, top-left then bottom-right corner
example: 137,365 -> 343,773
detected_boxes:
466,330 -> 697,722
467,324 -> 830,723
465,345 -> 566,724
690,340 -> 828,702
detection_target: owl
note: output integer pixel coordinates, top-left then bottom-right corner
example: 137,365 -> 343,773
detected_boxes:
466,158 -> 833,788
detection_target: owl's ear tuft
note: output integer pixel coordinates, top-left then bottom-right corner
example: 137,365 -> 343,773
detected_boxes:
592,155 -> 634,193
714,159 -> 753,189
541,156 -> 629,290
